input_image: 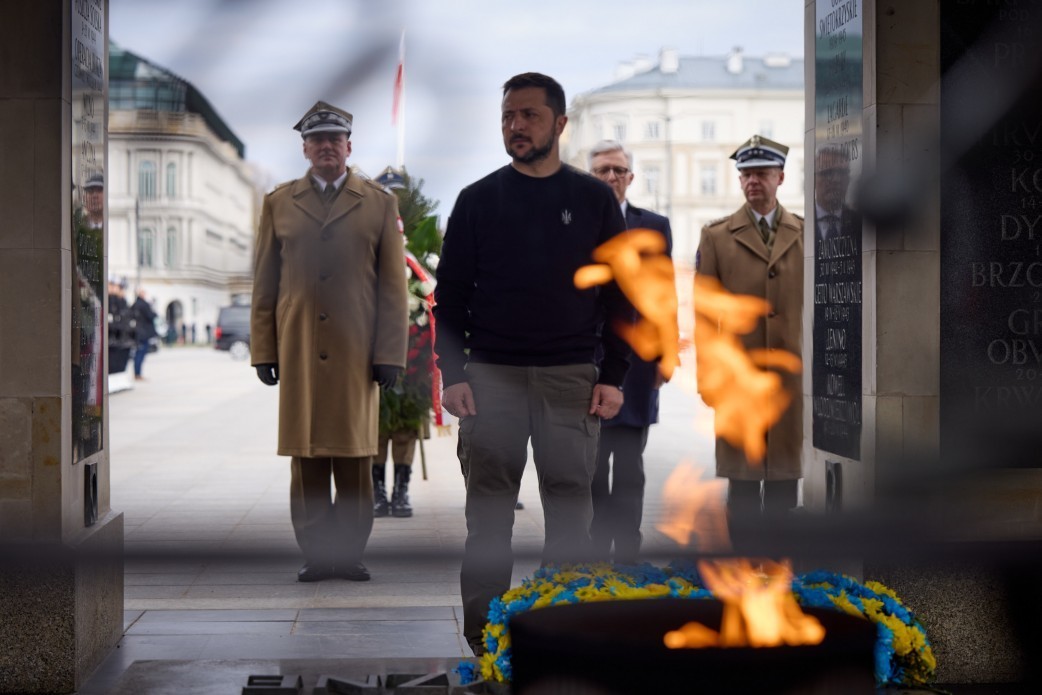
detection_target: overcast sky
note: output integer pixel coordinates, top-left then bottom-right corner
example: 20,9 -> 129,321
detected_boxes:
110,0 -> 805,219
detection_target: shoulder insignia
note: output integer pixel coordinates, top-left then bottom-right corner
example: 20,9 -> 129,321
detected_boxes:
704,215 -> 729,228
270,180 -> 293,193
792,212 -> 804,221
362,177 -> 394,195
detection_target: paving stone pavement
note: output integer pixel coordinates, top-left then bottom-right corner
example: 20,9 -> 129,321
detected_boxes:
80,320 -> 715,692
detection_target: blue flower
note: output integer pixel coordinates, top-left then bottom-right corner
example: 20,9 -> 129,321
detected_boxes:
495,647 -> 513,682
454,661 -> 478,685
874,623 -> 897,684
486,597 -> 508,626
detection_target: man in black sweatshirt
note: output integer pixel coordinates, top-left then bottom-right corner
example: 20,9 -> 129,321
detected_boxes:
434,72 -> 631,654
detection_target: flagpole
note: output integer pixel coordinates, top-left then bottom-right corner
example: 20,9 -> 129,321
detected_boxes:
394,30 -> 406,169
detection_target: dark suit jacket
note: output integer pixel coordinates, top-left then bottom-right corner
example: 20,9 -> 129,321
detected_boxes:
604,203 -> 673,429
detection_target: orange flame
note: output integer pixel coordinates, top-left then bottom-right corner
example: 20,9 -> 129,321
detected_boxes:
580,233 -> 820,651
656,463 -> 731,553
693,274 -> 801,463
664,559 -> 825,649
574,229 -> 680,380
656,473 -> 826,650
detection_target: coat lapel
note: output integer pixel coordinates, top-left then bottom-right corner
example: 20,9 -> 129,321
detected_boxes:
290,171 -> 365,227
625,205 -> 641,230
290,176 -> 327,224
768,206 -> 802,267
730,208 -> 770,263
324,173 -> 364,226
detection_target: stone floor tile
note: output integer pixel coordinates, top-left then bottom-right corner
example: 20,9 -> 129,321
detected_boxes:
292,619 -> 460,636
125,572 -> 201,586
127,620 -> 294,636
125,585 -> 192,599
183,584 -> 318,599
136,609 -> 300,622
296,606 -> 456,621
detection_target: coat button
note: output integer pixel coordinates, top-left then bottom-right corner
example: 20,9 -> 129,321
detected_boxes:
321,230 -> 332,241
768,311 -> 778,318
319,313 -> 328,321
320,272 -> 330,281
319,352 -> 328,360
769,269 -> 777,279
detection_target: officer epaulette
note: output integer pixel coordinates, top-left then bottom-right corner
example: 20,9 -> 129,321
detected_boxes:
269,180 -> 293,194
362,177 -> 394,195
704,215 -> 729,227
792,212 -> 804,221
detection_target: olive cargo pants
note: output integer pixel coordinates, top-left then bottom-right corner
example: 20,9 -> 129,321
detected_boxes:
457,362 -> 600,643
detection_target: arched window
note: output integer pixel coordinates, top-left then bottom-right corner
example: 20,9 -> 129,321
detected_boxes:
165,228 -> 179,268
138,228 -> 155,267
166,162 -> 177,198
138,161 -> 157,200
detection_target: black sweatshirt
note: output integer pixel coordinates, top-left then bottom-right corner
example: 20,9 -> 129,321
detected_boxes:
433,164 -> 631,388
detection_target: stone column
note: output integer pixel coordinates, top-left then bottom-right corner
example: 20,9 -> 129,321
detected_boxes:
0,2 -> 123,693
805,0 -> 1041,684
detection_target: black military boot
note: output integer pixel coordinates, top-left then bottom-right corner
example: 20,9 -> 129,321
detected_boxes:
372,463 -> 390,518
390,464 -> 413,518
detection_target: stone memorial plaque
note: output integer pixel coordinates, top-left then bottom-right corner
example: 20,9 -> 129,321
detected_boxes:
941,0 -> 1042,468
812,0 -> 864,460
71,0 -> 106,463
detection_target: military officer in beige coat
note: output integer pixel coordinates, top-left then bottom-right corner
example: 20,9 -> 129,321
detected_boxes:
251,101 -> 409,582
695,135 -> 804,518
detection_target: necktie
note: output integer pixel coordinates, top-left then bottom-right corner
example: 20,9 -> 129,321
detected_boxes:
323,183 -> 337,203
758,217 -> 770,245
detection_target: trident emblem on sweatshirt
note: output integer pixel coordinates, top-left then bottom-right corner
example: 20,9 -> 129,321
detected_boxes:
561,209 -> 573,225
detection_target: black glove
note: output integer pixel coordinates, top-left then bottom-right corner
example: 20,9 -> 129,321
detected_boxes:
372,364 -> 402,390
255,363 -> 279,386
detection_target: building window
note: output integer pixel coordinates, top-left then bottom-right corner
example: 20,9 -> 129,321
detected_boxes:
759,121 -> 774,139
700,163 -> 717,195
166,162 -> 177,198
701,121 -> 716,141
644,166 -> 660,196
138,161 -> 157,200
612,123 -> 627,142
138,228 -> 155,267
644,121 -> 661,140
165,228 -> 179,268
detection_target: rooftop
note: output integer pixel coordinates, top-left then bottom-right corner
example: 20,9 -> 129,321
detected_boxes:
109,41 -> 245,158
582,48 -> 804,99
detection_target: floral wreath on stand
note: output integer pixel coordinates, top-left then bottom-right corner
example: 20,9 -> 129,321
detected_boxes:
379,253 -> 442,438
379,212 -> 445,441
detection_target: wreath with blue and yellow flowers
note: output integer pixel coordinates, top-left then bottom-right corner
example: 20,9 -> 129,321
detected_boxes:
456,562 -> 935,689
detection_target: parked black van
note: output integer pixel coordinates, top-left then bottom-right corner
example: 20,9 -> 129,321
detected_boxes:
214,304 -> 250,360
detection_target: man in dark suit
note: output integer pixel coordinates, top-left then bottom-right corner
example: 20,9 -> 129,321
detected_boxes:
587,140 -> 673,564
814,145 -> 858,241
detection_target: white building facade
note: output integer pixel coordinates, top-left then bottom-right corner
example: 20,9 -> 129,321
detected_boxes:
563,48 -> 805,265
107,43 -> 259,343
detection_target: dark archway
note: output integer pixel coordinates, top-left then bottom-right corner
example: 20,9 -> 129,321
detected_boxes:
165,299 -> 183,344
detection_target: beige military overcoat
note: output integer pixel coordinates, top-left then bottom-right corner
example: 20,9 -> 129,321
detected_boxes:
251,171 -> 408,458
695,204 -> 804,481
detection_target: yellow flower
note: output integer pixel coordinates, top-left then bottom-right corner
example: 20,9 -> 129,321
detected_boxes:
533,586 -> 566,608
479,652 -> 497,681
575,585 -> 613,602
828,592 -> 866,618
864,581 -> 900,602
